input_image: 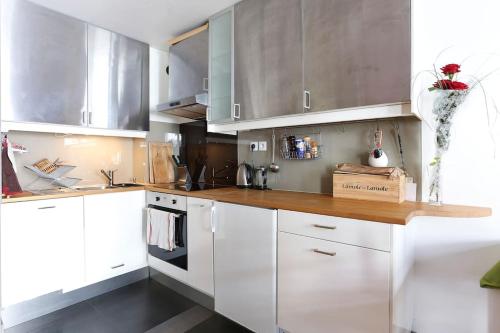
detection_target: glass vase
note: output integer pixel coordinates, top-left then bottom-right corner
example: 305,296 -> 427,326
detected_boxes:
428,156 -> 443,205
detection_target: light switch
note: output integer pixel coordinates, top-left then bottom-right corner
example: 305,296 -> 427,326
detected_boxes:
258,141 -> 267,151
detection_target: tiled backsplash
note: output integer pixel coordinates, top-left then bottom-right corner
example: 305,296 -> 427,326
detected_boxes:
238,118 -> 422,197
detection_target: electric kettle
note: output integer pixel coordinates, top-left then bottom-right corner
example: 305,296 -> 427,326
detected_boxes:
236,162 -> 253,188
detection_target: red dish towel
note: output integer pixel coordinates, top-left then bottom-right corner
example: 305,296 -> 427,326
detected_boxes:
2,139 -> 22,195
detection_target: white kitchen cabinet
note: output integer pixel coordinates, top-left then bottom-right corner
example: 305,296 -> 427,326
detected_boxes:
213,202 -> 277,333
278,232 -> 390,333
1,197 -> 85,307
187,197 -> 215,296
84,191 -> 147,284
277,210 -> 415,333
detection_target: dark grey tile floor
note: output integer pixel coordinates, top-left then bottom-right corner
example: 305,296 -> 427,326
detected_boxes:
6,279 -> 251,333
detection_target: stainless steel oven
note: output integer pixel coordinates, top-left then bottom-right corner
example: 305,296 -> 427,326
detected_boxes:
146,192 -> 188,271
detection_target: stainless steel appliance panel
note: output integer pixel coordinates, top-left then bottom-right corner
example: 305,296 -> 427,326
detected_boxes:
88,25 -> 149,131
1,0 -> 87,125
234,0 -> 303,121
302,0 -> 411,112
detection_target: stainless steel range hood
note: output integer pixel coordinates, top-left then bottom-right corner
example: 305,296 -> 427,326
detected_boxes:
157,27 -> 208,120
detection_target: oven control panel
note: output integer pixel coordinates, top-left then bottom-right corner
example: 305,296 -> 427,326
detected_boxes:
147,192 -> 187,211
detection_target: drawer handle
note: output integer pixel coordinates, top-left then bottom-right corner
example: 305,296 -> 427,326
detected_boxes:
111,264 -> 125,269
313,224 -> 336,230
38,206 -> 56,210
313,249 -> 336,257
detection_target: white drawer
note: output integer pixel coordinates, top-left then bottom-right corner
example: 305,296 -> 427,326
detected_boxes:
278,210 -> 391,252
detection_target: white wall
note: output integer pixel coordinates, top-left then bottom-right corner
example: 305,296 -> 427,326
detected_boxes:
412,1 -> 500,332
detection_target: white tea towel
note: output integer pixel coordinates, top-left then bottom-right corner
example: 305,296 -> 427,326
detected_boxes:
147,208 -> 168,246
158,213 -> 179,251
168,213 -> 178,250
158,213 -> 170,250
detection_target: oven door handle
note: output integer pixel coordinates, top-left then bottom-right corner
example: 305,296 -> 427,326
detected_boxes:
210,203 -> 216,233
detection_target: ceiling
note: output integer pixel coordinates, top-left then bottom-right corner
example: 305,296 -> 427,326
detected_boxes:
28,0 -> 239,50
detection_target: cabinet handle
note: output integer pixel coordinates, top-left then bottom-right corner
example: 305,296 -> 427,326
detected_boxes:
304,90 -> 311,111
38,206 -> 56,210
88,111 -> 93,125
111,264 -> 125,269
203,77 -> 209,91
313,224 -> 337,230
210,203 -> 216,233
232,104 -> 240,120
313,249 -> 336,257
206,106 -> 211,122
82,111 -> 86,125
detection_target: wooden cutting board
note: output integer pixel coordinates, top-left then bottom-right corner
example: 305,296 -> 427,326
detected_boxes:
148,142 -> 174,184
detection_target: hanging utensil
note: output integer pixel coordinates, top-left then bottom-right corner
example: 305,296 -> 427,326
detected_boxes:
270,129 -> 280,173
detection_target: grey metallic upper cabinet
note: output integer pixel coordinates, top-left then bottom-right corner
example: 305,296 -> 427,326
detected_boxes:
1,0 -> 87,125
88,25 -> 149,131
234,0 -> 303,121
302,0 -> 411,113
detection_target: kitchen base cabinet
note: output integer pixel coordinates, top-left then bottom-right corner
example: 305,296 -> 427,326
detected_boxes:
84,191 -> 147,285
214,202 -> 277,333
277,210 -> 415,333
1,197 -> 85,307
187,197 -> 215,296
278,232 -> 390,333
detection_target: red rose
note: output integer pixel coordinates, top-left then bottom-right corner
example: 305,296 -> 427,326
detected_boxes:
432,79 -> 469,91
440,63 -> 461,75
450,81 -> 469,90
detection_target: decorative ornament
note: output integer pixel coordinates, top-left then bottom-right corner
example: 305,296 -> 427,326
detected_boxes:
368,128 -> 389,167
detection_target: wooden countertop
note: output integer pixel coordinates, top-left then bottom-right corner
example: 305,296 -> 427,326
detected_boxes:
2,185 -> 491,225
146,185 -> 492,225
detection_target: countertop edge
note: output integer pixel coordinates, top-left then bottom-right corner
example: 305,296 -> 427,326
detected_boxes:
2,185 -> 491,225
1,186 -> 146,203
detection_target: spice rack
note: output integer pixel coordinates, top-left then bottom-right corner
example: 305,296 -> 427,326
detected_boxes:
279,129 -> 322,160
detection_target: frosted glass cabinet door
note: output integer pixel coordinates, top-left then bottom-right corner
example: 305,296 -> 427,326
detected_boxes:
278,232 -> 391,333
302,0 -> 411,112
1,0 -> 87,125
88,25 -> 149,131
208,8 -> 233,123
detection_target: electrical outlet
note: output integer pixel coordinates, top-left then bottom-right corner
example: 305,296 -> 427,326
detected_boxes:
258,141 -> 267,151
250,142 -> 259,151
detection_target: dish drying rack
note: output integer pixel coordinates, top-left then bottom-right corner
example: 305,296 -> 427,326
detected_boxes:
279,129 -> 322,160
25,158 -> 81,188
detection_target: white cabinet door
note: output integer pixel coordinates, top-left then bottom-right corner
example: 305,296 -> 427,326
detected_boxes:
1,197 -> 84,306
214,202 -> 277,333
278,232 -> 390,333
187,197 -> 214,296
84,191 -> 146,284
